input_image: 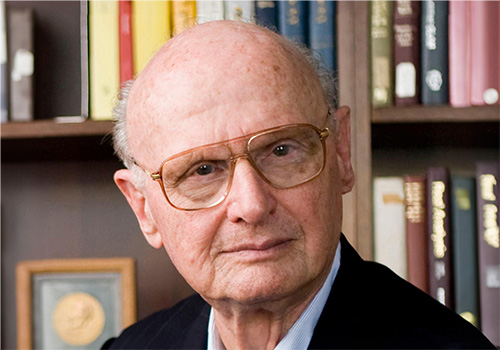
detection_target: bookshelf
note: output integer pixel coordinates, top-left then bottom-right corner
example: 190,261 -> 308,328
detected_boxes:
1,119 -> 112,139
336,1 -> 499,261
1,1 -> 499,348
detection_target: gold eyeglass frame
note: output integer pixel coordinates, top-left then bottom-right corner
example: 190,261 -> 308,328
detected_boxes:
133,122 -> 330,211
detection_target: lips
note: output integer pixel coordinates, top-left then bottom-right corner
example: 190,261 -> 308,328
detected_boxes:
222,238 -> 293,254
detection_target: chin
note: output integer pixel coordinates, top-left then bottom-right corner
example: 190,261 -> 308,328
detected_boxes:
209,265 -> 316,306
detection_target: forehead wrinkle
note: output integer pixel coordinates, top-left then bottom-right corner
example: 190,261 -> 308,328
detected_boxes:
127,21 -> 326,166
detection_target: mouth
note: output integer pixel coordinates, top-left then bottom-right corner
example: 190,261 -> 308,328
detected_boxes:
221,239 -> 293,260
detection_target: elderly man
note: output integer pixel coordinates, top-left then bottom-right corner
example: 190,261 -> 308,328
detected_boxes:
105,21 -> 494,350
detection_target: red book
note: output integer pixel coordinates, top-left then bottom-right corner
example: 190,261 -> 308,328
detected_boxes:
449,1 -> 471,107
404,175 -> 429,293
119,0 -> 133,83
393,0 -> 420,105
470,1 -> 500,106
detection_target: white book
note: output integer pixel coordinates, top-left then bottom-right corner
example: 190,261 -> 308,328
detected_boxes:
0,0 -> 7,123
373,176 -> 407,279
224,0 -> 255,22
196,0 -> 224,24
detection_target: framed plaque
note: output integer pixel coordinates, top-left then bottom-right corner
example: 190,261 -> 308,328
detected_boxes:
16,258 -> 136,349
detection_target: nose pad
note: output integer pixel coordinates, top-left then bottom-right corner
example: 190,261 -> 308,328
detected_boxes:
225,157 -> 277,224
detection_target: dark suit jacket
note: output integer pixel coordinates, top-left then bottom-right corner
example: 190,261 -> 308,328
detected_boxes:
103,235 -> 495,349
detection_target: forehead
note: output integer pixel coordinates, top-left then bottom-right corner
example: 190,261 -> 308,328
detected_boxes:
127,21 -> 326,166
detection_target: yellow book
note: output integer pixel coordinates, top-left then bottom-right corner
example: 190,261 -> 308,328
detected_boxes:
89,1 -> 120,121
132,0 -> 171,75
172,1 -> 196,35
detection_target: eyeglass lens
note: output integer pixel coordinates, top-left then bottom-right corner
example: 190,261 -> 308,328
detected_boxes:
160,125 -> 325,210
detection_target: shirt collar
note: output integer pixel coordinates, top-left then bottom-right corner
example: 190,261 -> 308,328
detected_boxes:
207,241 -> 342,350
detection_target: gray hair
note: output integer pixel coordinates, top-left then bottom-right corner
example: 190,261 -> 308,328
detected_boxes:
112,34 -> 339,171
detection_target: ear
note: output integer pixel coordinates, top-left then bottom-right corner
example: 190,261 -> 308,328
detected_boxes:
333,106 -> 355,194
114,169 -> 163,249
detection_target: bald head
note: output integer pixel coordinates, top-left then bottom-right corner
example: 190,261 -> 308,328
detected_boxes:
113,20 -> 337,169
112,21 -> 354,317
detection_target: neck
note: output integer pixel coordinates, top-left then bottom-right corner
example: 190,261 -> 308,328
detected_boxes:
212,287 -> 320,350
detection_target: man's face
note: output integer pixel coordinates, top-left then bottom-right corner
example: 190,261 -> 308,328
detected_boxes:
117,22 -> 353,306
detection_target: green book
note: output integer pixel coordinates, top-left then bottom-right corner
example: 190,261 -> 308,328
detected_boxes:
451,176 -> 480,328
370,0 -> 393,107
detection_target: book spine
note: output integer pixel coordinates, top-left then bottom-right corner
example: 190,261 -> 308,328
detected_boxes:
470,1 -> 500,106
224,1 -> 255,22
7,8 -> 34,122
132,0 -> 171,75
89,0 -> 120,120
451,176 -> 480,328
255,1 -> 278,31
0,0 -> 7,123
370,0 -> 393,107
476,161 -> 500,346
196,0 -> 224,23
172,1 -> 197,35
80,0 -> 89,118
420,0 -> 448,105
404,175 -> 429,293
278,1 -> 308,45
119,0 -> 133,83
426,167 -> 454,308
448,0 -> 471,107
373,177 -> 407,279
393,0 -> 420,105
308,0 -> 336,72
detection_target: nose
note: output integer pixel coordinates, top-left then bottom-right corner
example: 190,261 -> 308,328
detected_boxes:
225,158 -> 277,224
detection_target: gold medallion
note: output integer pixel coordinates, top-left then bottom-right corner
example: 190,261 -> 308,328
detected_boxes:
52,292 -> 106,346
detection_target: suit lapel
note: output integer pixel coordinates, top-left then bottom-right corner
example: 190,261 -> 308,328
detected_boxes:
308,234 -> 364,349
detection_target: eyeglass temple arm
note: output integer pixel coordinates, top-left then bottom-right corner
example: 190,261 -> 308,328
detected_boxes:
132,160 -> 162,181
320,128 -> 330,141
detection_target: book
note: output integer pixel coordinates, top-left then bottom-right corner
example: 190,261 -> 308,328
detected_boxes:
172,1 -> 196,35
89,0 -> 119,120
404,175 -> 429,293
224,1 -> 255,22
476,161 -> 500,346
80,1 -> 89,119
255,1 -> 278,31
420,0 -> 448,105
196,0 -> 224,24
470,1 -> 500,106
426,167 -> 454,308
451,176 -> 480,328
132,0 -> 171,75
7,7 -> 34,122
0,0 -> 7,122
119,0 -> 134,83
373,177 -> 407,279
448,0 -> 471,107
370,0 -> 393,107
278,1 -> 307,45
309,0 -> 336,72
393,0 -> 420,105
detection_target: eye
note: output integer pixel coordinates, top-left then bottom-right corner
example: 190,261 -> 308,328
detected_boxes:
273,144 -> 291,157
196,164 -> 214,176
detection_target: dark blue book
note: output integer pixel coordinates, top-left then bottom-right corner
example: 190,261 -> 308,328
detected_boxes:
451,176 -> 480,328
255,1 -> 277,32
420,0 -> 449,105
278,1 -> 307,45
309,0 -> 336,71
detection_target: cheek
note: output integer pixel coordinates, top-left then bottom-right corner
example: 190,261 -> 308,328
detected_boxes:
292,164 -> 342,249
151,205 -> 222,286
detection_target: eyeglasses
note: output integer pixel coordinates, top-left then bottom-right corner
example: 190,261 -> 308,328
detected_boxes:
134,123 -> 330,211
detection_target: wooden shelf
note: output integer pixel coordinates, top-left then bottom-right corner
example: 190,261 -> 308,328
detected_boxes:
1,119 -> 113,139
372,104 -> 500,123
